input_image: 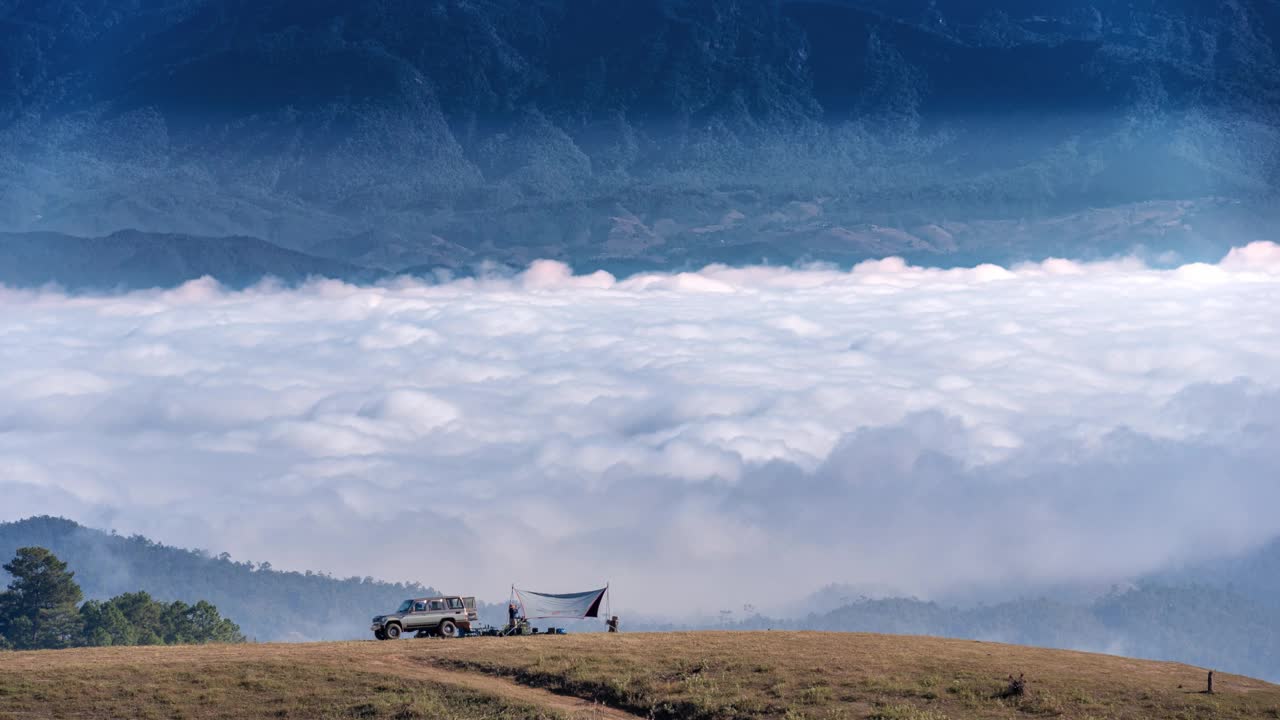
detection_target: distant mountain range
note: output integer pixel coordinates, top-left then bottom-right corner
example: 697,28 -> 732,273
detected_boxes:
644,540 -> 1280,683
0,230 -> 384,289
774,583 -> 1280,682
2,0 -> 1278,284
0,196 -> 1262,289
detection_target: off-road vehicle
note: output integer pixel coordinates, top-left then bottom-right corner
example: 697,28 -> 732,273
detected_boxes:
371,595 -> 477,640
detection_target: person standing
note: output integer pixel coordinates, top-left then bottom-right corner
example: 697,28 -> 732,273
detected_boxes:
607,615 -> 620,633
508,602 -> 518,629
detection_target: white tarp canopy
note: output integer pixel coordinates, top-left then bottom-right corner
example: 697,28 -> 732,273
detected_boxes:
514,586 -> 608,620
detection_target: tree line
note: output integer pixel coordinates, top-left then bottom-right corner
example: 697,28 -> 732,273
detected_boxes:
0,517 -> 438,641
0,547 -> 243,650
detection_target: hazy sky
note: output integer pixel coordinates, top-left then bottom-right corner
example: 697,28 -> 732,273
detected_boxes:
2,243 -> 1279,613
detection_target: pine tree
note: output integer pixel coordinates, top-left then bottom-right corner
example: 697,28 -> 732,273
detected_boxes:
110,591 -> 164,642
0,547 -> 84,649
80,600 -> 138,647
186,600 -> 246,644
35,604 -> 84,649
1,545 -> 247,650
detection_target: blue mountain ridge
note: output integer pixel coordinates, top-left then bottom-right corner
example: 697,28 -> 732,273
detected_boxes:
1,0 -> 1278,284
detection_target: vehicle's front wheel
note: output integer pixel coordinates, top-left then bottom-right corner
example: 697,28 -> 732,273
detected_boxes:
384,623 -> 402,640
438,620 -> 458,638
374,629 -> 388,641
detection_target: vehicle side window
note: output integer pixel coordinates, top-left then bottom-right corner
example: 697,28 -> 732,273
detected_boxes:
414,601 -> 427,612
428,600 -> 445,612
448,598 -> 463,610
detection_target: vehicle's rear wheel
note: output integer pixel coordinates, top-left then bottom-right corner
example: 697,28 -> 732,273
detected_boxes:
384,623 -> 401,640
438,620 -> 458,638
374,629 -> 388,641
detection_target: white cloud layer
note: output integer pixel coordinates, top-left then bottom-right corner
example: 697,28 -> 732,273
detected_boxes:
3,244 -> 1280,614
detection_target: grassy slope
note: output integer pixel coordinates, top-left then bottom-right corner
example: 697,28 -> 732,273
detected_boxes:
3,632 -> 1280,720
431,632 -> 1280,720
0,645 -> 559,720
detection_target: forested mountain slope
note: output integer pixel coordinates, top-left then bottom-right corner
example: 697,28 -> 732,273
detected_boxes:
0,516 -> 438,641
2,0 -> 1277,282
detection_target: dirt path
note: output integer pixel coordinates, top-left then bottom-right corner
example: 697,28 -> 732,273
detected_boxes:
366,658 -> 642,720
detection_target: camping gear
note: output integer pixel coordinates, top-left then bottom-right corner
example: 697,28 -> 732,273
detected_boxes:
512,586 -> 609,620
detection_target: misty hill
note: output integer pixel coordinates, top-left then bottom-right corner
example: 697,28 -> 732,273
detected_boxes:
1152,535 -> 1280,609
643,544 -> 1280,682
0,230 -> 384,290
772,537 -> 1280,683
774,585 -> 1280,683
0,516 -> 437,641
2,0 -> 1278,277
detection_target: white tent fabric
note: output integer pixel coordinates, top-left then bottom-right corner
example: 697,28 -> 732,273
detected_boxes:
514,586 -> 608,620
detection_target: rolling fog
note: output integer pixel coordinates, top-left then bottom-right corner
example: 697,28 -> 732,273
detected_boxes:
2,244 -> 1279,614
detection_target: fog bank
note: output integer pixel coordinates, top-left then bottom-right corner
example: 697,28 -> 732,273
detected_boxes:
2,245 -> 1279,612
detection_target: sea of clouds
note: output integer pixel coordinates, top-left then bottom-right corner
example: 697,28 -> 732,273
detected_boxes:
2,243 -> 1280,614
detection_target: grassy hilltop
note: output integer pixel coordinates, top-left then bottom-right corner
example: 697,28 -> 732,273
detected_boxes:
2,632 -> 1279,720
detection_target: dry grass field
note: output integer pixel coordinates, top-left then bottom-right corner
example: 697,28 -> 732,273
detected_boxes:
2,632 -> 1279,720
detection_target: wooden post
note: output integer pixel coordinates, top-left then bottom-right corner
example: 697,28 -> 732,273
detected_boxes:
1207,671 -> 1214,695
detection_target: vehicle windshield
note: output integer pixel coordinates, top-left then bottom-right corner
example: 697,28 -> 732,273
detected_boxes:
396,600 -> 413,613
